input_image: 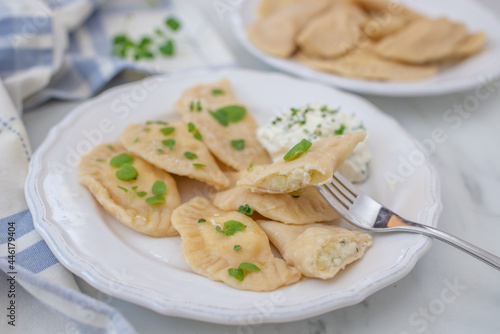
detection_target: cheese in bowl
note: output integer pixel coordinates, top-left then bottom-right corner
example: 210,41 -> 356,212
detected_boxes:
256,103 -> 371,182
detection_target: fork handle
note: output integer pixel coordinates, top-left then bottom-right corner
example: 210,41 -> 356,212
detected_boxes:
390,216 -> 500,271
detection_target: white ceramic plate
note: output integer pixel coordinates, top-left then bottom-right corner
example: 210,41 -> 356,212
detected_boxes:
26,69 -> 441,324
230,0 -> 500,97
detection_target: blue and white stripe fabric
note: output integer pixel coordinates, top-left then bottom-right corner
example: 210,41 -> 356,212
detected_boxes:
0,0 -> 236,332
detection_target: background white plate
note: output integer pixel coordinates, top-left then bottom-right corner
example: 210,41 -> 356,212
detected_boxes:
230,0 -> 500,97
26,69 -> 441,324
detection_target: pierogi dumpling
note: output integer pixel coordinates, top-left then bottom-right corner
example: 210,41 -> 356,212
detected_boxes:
212,186 -> 339,225
78,143 -> 181,237
247,0 -> 331,58
237,132 -> 366,194
296,49 -> 438,81
120,122 -> 229,189
175,79 -> 271,171
374,18 -> 468,64
171,197 -> 301,291
297,2 -> 368,58
258,221 -> 372,279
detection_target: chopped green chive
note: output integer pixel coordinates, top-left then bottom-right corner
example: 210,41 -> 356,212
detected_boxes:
117,186 -> 128,192
162,139 -> 176,150
107,145 -> 114,150
283,139 -> 312,161
198,218 -> 206,224
233,245 -> 242,251
157,149 -> 165,154
192,163 -> 205,168
132,186 -> 138,190
134,137 -> 140,143
189,101 -> 194,112
238,204 -> 253,215
247,163 -> 254,171
211,88 -> 225,96
115,163 -> 138,181
152,180 -> 167,196
184,151 -> 198,160
209,105 -> 246,126
160,126 -> 175,136
230,139 -> 245,151
335,124 -> 346,135
216,225 -> 223,232
238,262 -> 260,271
110,153 -> 134,167
146,120 -> 168,125
136,191 -> 147,197
96,158 -> 105,162
196,101 -> 202,112
188,122 -> 196,132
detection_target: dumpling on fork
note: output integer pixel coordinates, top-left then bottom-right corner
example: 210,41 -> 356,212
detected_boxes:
237,132 -> 366,194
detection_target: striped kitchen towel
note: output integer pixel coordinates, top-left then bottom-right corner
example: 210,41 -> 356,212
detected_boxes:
0,0 -> 236,332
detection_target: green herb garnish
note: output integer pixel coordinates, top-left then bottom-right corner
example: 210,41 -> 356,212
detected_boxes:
211,88 -> 224,96
198,218 -> 206,224
233,245 -> 242,251
247,163 -> 253,172
283,139 -> 312,161
184,151 -> 198,160
157,149 -> 165,154
189,101 -> 194,112
107,145 -> 114,150
117,186 -> 128,192
136,191 -> 147,197
335,124 -> 346,135
115,163 -> 138,181
192,163 -> 205,168
134,137 -> 140,143
216,220 -> 246,236
146,120 -> 168,125
228,268 -> 244,281
193,131 -> 203,141
162,139 -> 176,150
188,122 -> 196,132
196,101 -> 202,112
238,204 -> 253,215
96,158 -> 105,162
159,39 -> 174,56
152,180 -> 167,196
165,17 -> 181,31
110,153 -> 134,167
145,195 -> 165,205
230,139 -> 245,151
228,262 -> 261,281
160,126 -> 175,136
209,105 -> 246,126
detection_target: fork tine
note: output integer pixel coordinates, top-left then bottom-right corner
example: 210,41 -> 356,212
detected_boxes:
332,172 -> 360,198
317,184 -> 350,213
330,175 -> 357,204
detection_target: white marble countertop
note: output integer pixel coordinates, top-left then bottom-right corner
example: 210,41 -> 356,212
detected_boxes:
23,0 -> 500,333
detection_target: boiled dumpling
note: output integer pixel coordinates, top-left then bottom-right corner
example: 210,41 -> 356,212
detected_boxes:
212,185 -> 339,225
120,122 -> 229,189
237,132 -> 365,194
175,79 -> 271,171
247,0 -> 330,58
258,221 -> 372,279
78,143 -> 181,237
171,197 -> 301,291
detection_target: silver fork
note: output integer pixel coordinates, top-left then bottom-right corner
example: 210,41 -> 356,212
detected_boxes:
316,172 -> 500,270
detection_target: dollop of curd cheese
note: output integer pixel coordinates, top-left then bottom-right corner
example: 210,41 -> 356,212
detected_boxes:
256,103 -> 371,183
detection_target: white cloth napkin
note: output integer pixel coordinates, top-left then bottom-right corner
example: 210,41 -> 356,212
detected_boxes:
0,0 -> 236,332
